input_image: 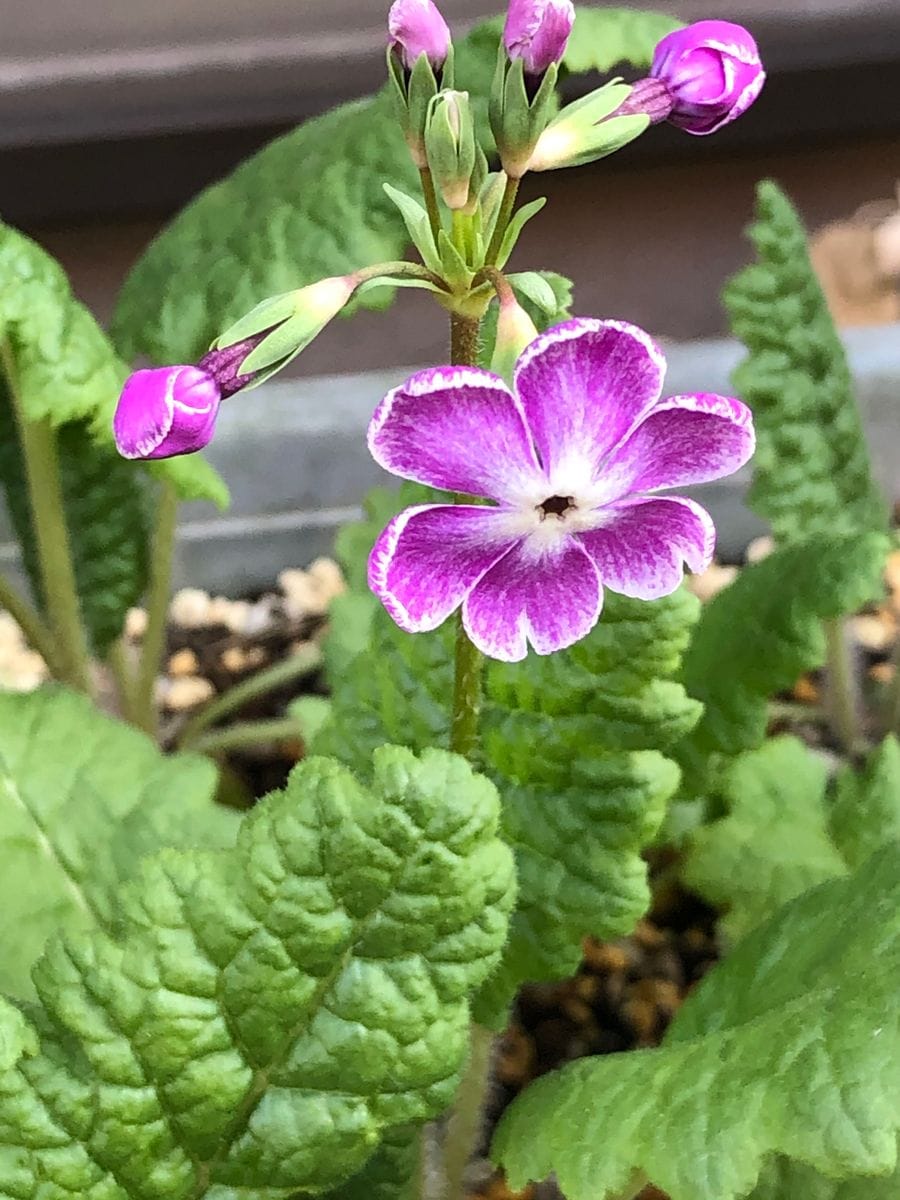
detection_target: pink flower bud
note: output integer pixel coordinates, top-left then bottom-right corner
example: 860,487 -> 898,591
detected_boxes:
388,0 -> 451,71
504,0 -> 575,75
114,366 -> 221,460
650,20 -> 765,135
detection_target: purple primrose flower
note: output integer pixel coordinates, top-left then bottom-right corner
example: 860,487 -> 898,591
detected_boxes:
367,319 -> 754,662
504,0 -> 575,75
113,365 -> 222,460
389,0 -> 452,71
650,20 -> 765,135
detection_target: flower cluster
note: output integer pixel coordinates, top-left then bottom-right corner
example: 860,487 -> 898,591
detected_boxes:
111,0 -> 763,660
367,320 -> 754,661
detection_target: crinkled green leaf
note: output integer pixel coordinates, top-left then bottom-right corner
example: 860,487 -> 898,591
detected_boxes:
0,686 -> 235,1001
0,745 -> 515,1199
723,181 -> 887,543
310,486 -> 701,1024
830,734 -> 900,869
685,733 -> 900,942
0,997 -> 37,1071
677,532 -> 889,794
683,737 -> 847,941
476,586 -> 702,1021
747,1148 -> 900,1200
495,844 -> 900,1200
322,1125 -> 417,1200
562,8 -> 683,74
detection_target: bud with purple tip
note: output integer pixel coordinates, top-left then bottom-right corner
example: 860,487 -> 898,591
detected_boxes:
388,0 -> 451,72
113,365 -> 224,460
503,0 -> 575,77
647,20 -> 765,135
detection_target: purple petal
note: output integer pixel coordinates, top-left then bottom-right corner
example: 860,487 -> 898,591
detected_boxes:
368,504 -> 520,633
578,496 -> 714,600
504,0 -> 575,75
113,366 -> 221,460
463,536 -> 602,662
389,0 -> 451,69
513,319 -> 666,489
368,366 -> 544,501
602,392 -> 755,497
651,20 -> 765,136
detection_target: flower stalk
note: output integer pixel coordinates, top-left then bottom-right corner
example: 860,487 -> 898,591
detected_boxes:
2,338 -> 91,694
485,175 -> 521,266
133,480 -> 180,736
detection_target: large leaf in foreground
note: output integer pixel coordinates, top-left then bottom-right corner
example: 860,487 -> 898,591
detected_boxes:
0,746 -> 515,1199
0,686 -> 234,999
723,180 -> 887,543
495,844 -> 900,1200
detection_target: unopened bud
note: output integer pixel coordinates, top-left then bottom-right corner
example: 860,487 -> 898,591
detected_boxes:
650,20 -> 765,135
425,90 -> 477,210
491,292 -> 539,381
504,0 -> 575,76
389,0 -> 451,72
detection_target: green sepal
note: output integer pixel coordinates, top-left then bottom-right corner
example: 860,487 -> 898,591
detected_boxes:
438,229 -> 474,290
490,52 -> 560,178
213,290 -> 298,349
528,82 -> 646,171
392,46 -> 456,167
383,182 -> 444,275
496,197 -> 547,268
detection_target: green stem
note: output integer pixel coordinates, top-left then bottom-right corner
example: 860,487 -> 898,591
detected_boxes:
107,638 -> 139,723
0,570 -> 66,680
2,338 -> 91,693
177,643 -> 323,748
133,482 -> 179,736
353,259 -> 446,290
434,308 -> 491,1199
484,174 -> 521,266
189,717 -> 305,756
823,617 -> 860,754
419,166 -> 444,244
442,1023 -> 494,1200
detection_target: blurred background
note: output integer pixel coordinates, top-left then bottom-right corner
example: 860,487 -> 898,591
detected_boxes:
1,0 -> 898,374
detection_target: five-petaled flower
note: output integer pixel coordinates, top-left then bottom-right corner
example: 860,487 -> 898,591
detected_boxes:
650,20 -> 765,135
367,319 -> 755,662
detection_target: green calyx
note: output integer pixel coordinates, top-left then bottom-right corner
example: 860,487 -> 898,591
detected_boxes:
387,45 -> 456,168
425,90 -> 477,211
488,47 -> 560,179
527,81 -> 649,172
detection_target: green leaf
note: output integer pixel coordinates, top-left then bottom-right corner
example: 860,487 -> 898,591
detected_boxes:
831,734 -> 900,869
1,745 -> 515,1199
683,737 -> 848,941
383,183 -> 443,276
0,996 -> 37,1070
313,487 -> 702,1022
322,1125 -> 418,1200
677,532 -> 889,793
111,95 -> 417,366
723,181 -> 887,543
0,686 -> 235,1000
494,844 -> 900,1200
562,8 -> 684,74
747,1148 -> 900,1200
476,587 -> 702,1021
496,197 -> 547,269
